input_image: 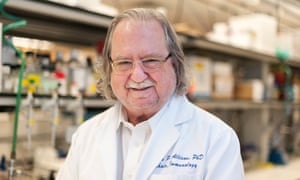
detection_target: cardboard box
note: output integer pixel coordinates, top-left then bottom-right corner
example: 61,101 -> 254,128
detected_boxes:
235,80 -> 264,102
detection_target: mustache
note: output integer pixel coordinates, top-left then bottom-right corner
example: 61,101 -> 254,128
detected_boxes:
126,80 -> 155,89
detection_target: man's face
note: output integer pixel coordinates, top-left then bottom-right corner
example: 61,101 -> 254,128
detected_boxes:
110,19 -> 176,118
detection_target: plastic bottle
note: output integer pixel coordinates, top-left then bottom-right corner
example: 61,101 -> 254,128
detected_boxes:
37,53 -> 58,95
0,155 -> 7,180
54,51 -> 68,96
68,49 -> 85,96
2,65 -> 14,93
23,51 -> 41,93
85,56 -> 97,96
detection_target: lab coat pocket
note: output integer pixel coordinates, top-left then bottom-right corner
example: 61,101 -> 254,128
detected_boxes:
149,173 -> 203,180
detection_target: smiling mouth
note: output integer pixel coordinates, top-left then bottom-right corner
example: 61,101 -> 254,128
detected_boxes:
130,86 -> 152,91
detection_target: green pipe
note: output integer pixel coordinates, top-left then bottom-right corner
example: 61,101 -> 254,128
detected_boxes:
1,0 -> 27,159
0,0 -> 22,22
3,20 -> 27,33
9,47 -> 26,159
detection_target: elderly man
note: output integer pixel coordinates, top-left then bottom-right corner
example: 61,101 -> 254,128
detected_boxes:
57,8 -> 244,180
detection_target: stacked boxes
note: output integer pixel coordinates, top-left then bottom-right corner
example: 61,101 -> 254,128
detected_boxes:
188,56 -> 235,100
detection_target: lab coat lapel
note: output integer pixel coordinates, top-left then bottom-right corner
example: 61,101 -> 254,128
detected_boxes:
135,96 -> 188,179
136,121 -> 179,179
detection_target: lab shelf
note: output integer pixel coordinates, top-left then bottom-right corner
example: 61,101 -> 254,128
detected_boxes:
1,0 -> 113,45
0,93 -> 115,109
180,35 -> 300,67
194,99 -> 300,110
1,92 -> 298,111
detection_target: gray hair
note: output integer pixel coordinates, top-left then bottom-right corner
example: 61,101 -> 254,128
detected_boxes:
96,8 -> 188,99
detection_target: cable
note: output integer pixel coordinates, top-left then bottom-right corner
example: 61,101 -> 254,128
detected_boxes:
0,0 -> 27,161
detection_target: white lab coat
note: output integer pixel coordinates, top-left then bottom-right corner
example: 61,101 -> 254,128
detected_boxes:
56,95 -> 244,180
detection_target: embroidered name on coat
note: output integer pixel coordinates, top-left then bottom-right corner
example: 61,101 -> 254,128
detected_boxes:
156,153 -> 204,169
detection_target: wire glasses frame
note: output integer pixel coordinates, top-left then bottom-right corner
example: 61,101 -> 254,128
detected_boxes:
110,53 -> 172,74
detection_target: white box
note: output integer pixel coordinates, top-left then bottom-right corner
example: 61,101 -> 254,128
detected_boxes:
228,13 -> 277,54
206,22 -> 229,44
213,61 -> 232,76
212,62 -> 234,99
188,56 -> 212,98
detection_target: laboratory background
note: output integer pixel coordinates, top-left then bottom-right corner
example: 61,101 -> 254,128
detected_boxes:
0,0 -> 300,179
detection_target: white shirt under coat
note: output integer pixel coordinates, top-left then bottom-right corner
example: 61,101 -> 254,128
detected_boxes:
56,95 -> 245,180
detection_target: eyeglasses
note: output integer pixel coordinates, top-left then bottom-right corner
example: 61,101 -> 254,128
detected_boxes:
110,53 -> 172,74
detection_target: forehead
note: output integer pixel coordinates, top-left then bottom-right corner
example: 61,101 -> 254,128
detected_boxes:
113,19 -> 164,38
111,19 -> 168,57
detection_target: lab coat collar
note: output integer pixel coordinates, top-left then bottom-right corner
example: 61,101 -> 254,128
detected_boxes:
114,95 -> 192,128
103,95 -> 193,179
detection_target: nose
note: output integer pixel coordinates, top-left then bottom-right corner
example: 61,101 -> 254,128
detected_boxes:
130,61 -> 148,82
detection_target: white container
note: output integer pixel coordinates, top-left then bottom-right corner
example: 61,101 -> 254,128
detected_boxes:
228,13 -> 277,54
206,22 -> 229,44
212,62 -> 234,99
188,56 -> 212,98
